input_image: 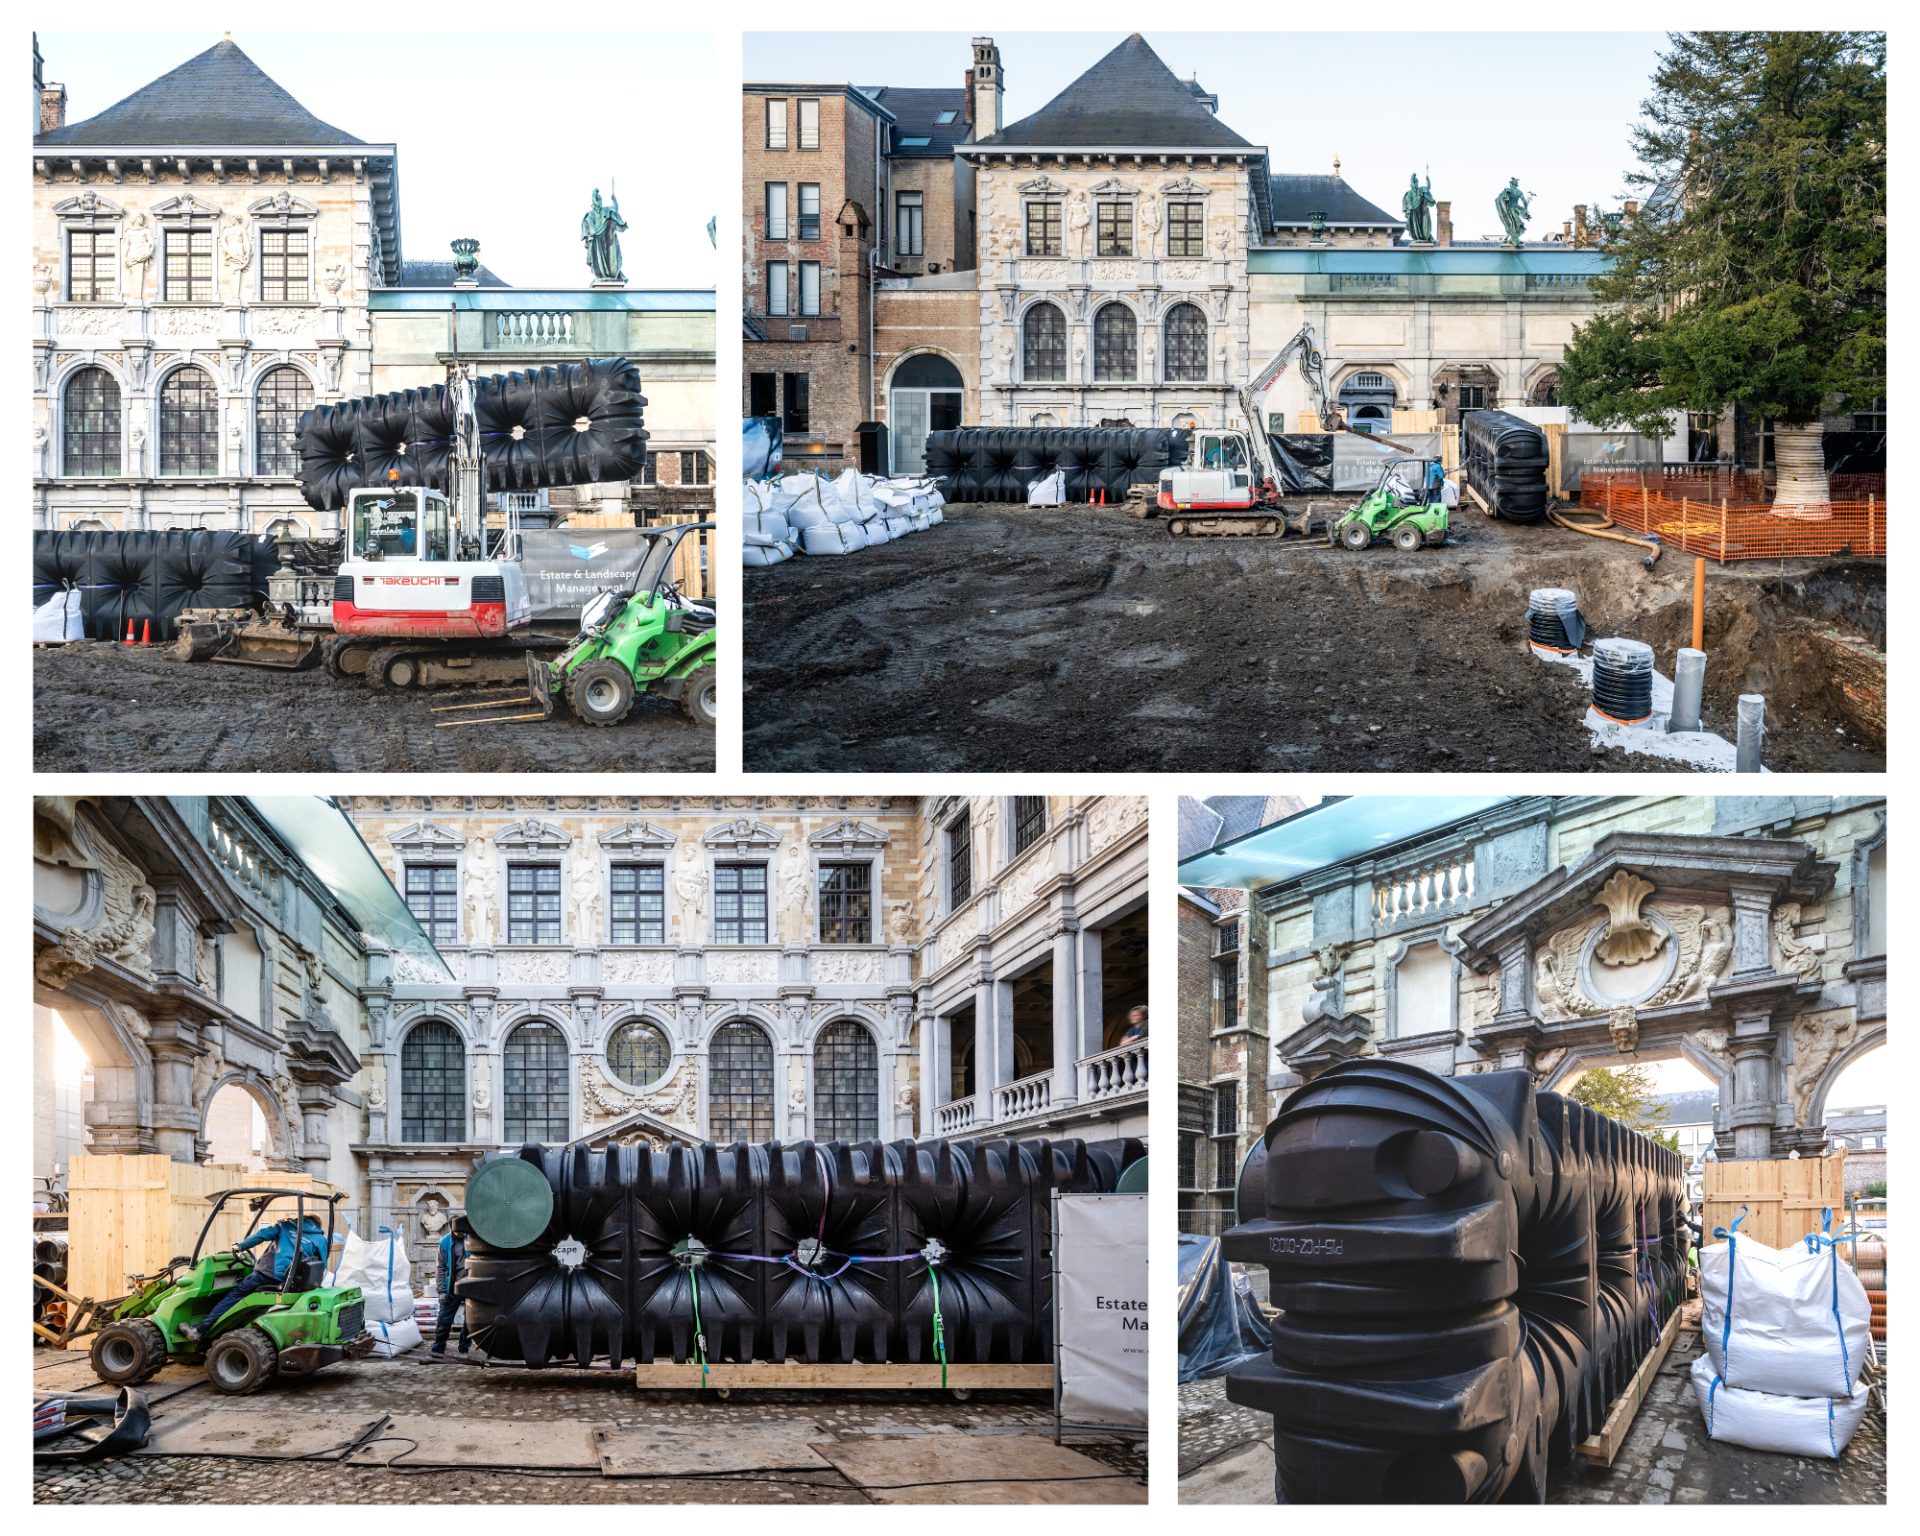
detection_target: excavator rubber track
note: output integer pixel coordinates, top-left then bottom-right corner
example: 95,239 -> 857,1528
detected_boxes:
362,638 -> 570,692
1165,503 -> 1319,539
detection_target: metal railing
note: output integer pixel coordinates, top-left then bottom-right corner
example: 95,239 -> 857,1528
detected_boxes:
1083,1040 -> 1148,1102
994,1071 -> 1052,1122
494,311 -> 575,347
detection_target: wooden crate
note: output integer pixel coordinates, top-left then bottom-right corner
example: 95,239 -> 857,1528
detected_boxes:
1543,422 -> 1568,498
1440,424 -> 1461,471
1701,1151 -> 1848,1249
1393,408 -> 1442,435
1296,409 -> 1322,435
563,512 -> 639,529
67,1155 -> 342,1302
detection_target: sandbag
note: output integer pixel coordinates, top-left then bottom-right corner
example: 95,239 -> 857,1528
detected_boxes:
34,588 -> 84,642
1700,1222 -> 1870,1399
367,1315 -> 424,1359
1691,1354 -> 1869,1459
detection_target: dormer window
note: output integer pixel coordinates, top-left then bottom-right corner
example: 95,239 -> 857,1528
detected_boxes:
935,110 -> 957,124
898,135 -> 931,147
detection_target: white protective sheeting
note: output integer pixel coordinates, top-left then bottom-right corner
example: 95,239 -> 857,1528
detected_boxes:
34,589 -> 85,642
742,543 -> 792,567
1700,1228 -> 1870,1399
332,1226 -> 416,1325
1690,1354 -> 1869,1459
1056,1193 -> 1149,1430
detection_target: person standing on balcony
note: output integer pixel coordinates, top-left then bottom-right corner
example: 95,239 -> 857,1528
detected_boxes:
1122,1005 -> 1148,1043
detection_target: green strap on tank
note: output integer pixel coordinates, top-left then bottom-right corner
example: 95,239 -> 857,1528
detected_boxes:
927,1264 -> 948,1390
688,1266 -> 709,1390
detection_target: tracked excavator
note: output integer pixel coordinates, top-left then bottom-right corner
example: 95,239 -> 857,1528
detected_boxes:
1155,323 -> 1442,538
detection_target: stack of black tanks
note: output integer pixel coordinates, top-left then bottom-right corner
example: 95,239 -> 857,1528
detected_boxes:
923,428 -> 1190,504
459,1134 -> 1144,1370
1222,1059 -> 1688,1503
1459,410 -> 1551,523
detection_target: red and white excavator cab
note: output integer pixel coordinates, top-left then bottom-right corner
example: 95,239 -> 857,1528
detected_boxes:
331,484 -> 530,640
1158,430 -> 1260,510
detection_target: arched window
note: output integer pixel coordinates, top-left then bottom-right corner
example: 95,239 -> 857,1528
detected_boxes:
159,367 -> 219,476
503,1022 -> 570,1144
607,1020 -> 671,1091
63,367 -> 121,477
401,1022 -> 464,1143
709,1021 -> 774,1144
1022,303 -> 1065,382
813,1021 -> 879,1141
1093,304 -> 1136,382
255,366 -> 312,476
1163,303 -> 1207,383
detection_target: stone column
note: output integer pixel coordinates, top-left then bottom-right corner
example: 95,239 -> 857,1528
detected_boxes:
1728,1007 -> 1781,1159
366,1052 -> 391,1143
295,1083 -> 333,1177
147,1021 -> 202,1164
1050,921 -> 1081,1111
919,1002 -> 941,1137
977,976 -> 1014,1120
1728,881 -> 1776,981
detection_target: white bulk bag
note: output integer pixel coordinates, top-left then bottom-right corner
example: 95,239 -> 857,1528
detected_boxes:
333,1226 -> 416,1326
744,480 -> 776,515
884,516 -> 916,540
782,478 -> 833,528
799,523 -> 861,556
743,507 -> 791,547
1690,1354 -> 1869,1459
34,589 -> 85,643
1027,470 -> 1066,506
742,543 -> 790,567
823,468 -> 871,523
367,1314 -> 424,1359
910,514 -> 932,533
926,508 -> 945,526
1700,1220 -> 1870,1399
862,520 -> 893,547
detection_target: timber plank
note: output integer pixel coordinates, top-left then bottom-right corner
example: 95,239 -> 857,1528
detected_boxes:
1577,1305 -> 1683,1466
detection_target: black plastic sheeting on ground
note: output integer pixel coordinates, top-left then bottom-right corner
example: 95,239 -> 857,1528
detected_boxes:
295,359 -> 649,511
33,530 -> 273,641
1267,434 -> 1335,494
1177,1233 -> 1271,1384
1222,1060 -> 1688,1503
459,1135 -> 1144,1369
1461,411 -> 1550,524
923,428 -> 1192,503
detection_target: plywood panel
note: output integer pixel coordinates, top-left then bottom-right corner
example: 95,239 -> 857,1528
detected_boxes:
1702,1152 -> 1848,1249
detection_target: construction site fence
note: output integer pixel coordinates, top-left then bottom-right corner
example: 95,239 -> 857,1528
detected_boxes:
1579,471 -> 1884,563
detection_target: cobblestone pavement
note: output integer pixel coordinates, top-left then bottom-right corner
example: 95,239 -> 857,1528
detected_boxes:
1178,1326 -> 1886,1504
34,1350 -> 1146,1505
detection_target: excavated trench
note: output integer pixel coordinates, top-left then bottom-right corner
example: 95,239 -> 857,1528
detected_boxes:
742,505 -> 1883,773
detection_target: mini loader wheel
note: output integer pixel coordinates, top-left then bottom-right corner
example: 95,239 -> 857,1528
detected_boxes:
1392,523 -> 1425,553
680,665 -> 717,728
568,658 -> 636,727
1338,519 -> 1373,551
204,1326 -> 279,1395
90,1318 -> 168,1385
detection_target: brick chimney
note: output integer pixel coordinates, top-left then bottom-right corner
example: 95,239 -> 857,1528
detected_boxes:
40,81 -> 65,133
1573,204 -> 1588,247
972,38 -> 1003,138
1563,220 -> 1573,241
1623,199 -> 1639,222
1435,201 -> 1451,247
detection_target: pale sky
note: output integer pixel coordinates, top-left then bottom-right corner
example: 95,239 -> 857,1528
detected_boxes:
745,31 -> 1666,242
39,31 -> 719,290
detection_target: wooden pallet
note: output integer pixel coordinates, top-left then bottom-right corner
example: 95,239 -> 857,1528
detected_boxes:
1576,1306 -> 1684,1466
631,1360 -> 1053,1391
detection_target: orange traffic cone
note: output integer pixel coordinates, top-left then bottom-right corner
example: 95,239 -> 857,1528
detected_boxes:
124,621 -> 135,644
141,620 -> 151,644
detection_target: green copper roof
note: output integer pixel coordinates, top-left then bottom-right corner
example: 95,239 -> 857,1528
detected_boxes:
1249,248 -> 1610,275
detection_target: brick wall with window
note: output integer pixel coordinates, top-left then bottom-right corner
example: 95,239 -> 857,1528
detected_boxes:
743,84 -> 882,466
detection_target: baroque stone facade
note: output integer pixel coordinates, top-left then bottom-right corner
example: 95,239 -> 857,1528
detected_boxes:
1238,796 -> 1886,1161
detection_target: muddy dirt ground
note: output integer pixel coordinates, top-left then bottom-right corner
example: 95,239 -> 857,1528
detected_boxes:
744,505 -> 1883,774
34,644 -> 714,773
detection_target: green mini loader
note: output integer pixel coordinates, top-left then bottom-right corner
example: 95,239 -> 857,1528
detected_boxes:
89,1189 -> 373,1396
1334,458 -> 1455,551
528,520 -> 717,728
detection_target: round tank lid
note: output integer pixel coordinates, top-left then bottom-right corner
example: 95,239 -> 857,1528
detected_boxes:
1114,1155 -> 1150,1194
464,1156 -> 554,1250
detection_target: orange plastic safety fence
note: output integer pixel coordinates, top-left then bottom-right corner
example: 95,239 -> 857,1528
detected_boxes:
1578,472 -> 1885,563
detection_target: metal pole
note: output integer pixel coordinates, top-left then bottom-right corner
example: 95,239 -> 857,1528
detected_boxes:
1669,649 -> 1705,734
1051,1188 -> 1062,1445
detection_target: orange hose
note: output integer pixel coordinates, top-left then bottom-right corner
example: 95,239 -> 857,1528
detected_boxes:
1550,508 -> 1662,563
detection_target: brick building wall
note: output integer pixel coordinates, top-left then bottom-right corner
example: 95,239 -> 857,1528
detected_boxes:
743,86 -> 887,469
887,157 -> 966,277
873,286 -> 983,460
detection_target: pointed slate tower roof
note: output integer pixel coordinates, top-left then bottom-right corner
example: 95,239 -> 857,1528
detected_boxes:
975,33 -> 1251,151
37,38 -> 363,146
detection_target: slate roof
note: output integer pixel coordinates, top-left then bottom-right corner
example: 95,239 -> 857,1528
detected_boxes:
975,33 -> 1252,150
393,259 -> 512,289
1650,1089 -> 1719,1127
867,87 -> 971,156
1269,174 -> 1400,228
37,38 -> 363,146
1178,799 -> 1226,863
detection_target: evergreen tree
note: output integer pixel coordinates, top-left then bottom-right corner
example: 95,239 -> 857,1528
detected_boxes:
1560,32 -> 1885,505
1566,1064 -> 1683,1152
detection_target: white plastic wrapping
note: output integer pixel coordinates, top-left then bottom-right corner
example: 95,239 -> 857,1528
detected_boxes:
1690,1354 -> 1869,1459
1700,1228 -> 1870,1398
744,473 -> 948,562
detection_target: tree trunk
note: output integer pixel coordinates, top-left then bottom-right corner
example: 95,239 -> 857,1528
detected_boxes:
1770,420 -> 1830,516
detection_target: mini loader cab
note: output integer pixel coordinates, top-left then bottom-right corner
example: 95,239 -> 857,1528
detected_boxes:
1334,458 -> 1455,551
89,1189 -> 372,1396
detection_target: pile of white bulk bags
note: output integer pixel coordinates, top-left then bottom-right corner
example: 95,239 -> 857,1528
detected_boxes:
742,470 -> 945,563
331,1226 -> 424,1357
1690,1211 -> 1874,1458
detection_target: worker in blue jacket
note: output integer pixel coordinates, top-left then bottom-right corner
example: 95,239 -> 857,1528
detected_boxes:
182,1214 -> 328,1342
431,1228 -> 469,1355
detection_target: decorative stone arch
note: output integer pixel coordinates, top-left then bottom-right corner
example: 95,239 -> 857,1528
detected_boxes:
491,1002 -> 574,1050
883,346 -> 965,393
32,984 -> 156,1156
1539,1031 -> 1735,1143
1524,363 -> 1562,407
1330,361 -> 1411,396
1805,1027 -> 1886,1129
1432,362 -> 1501,421
196,1067 -> 299,1169
50,356 -> 132,481
597,1007 -> 679,1092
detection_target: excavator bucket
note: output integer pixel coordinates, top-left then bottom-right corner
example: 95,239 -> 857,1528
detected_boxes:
208,621 -> 326,672
167,617 -> 237,664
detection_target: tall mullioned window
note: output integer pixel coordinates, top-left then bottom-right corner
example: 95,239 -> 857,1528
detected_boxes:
1166,200 -> 1205,258
1022,304 -> 1065,382
254,366 -> 312,476
162,226 -> 214,301
715,864 -> 768,944
1094,303 -> 1136,381
1025,200 -> 1061,257
813,1021 -> 879,1141
259,228 -> 309,302
507,864 -> 562,944
817,864 -> 872,943
709,1022 -> 774,1143
1164,303 -> 1208,382
1014,797 -> 1048,854
159,368 -> 219,476
948,812 -> 973,908
63,367 -> 120,477
1096,202 -> 1132,257
401,1021 -> 464,1143
405,865 -> 458,944
610,865 -> 665,944
503,1022 -> 569,1143
67,228 -> 116,301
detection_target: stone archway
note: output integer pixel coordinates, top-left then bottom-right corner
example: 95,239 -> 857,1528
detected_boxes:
33,993 -> 154,1157
1801,1027 -> 1886,1130
196,1069 -> 301,1171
